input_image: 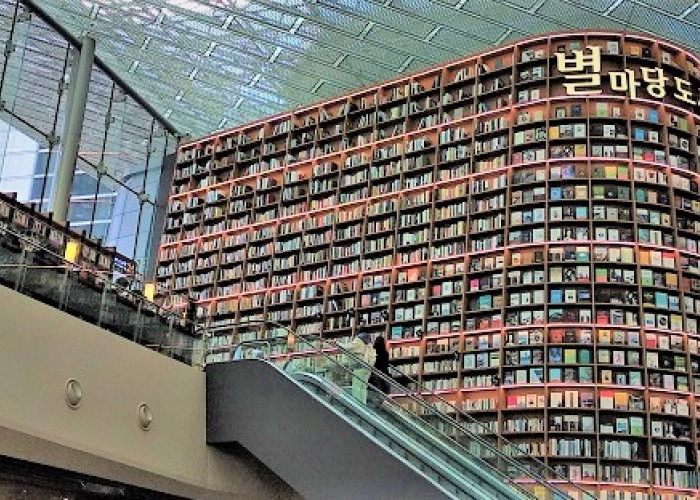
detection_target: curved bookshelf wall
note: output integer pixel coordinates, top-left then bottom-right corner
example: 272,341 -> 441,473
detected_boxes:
159,31 -> 700,499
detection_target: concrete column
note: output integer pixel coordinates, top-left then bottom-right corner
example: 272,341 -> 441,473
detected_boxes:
52,36 -> 95,223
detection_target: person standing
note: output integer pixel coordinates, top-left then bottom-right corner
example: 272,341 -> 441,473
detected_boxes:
371,335 -> 391,395
186,296 -> 197,336
346,332 -> 375,404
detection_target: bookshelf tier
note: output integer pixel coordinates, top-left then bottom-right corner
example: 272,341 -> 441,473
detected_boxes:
160,31 -> 700,499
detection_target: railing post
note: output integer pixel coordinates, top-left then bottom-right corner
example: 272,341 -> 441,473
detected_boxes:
167,314 -> 174,350
97,279 -> 109,327
58,266 -> 70,310
133,299 -> 143,342
13,246 -> 26,291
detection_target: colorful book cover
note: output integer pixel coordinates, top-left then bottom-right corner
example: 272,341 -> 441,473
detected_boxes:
564,349 -> 577,364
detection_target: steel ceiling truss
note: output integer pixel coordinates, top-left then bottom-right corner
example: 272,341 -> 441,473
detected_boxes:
25,0 -> 700,136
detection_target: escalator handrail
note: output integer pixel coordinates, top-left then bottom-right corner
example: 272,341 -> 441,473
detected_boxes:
294,370 -> 529,500
229,358 -> 473,500
218,323 -> 590,499
285,333 -> 593,500
284,336 -> 548,497
230,339 -> 536,498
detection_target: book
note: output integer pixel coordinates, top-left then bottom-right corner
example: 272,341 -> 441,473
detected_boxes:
600,390 -> 614,409
550,392 -> 563,407
579,366 -> 593,383
615,417 -> 629,434
614,391 -> 629,409
564,348 -> 577,364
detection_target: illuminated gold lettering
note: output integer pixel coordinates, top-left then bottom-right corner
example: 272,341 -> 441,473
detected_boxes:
673,77 -> 695,105
555,46 -> 602,73
562,75 -> 603,96
609,69 -> 641,99
640,67 -> 668,98
555,47 -> 603,96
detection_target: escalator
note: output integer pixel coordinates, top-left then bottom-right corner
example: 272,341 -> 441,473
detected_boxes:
207,359 -> 521,500
295,371 -> 522,499
207,333 -> 592,500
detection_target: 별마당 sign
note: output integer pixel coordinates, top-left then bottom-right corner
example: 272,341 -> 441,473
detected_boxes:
555,46 -> 698,107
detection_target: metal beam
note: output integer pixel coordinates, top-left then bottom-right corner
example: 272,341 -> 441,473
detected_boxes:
52,35 -> 93,223
22,0 -> 181,138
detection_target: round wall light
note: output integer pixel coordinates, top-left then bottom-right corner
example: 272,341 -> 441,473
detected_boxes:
65,379 -> 82,409
136,403 -> 153,431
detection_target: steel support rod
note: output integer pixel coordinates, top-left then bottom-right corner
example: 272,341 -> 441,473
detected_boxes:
51,36 -> 95,223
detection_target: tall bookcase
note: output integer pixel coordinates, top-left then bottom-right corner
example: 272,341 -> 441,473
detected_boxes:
159,31 -> 700,499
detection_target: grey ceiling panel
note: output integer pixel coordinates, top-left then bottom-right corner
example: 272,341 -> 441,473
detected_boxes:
638,0 -> 697,16
501,0 -> 540,8
536,0 -> 618,29
27,0 -> 700,136
561,0 -> 618,13
611,0 -> 700,47
459,0 -> 553,35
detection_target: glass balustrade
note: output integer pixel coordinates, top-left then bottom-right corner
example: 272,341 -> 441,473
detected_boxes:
0,225 -> 194,363
226,324 -> 595,500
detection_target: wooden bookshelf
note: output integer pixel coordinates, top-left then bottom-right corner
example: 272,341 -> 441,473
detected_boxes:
159,31 -> 700,498
0,191 -> 135,276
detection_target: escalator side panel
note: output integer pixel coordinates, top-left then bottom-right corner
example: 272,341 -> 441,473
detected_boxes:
207,360 -> 452,500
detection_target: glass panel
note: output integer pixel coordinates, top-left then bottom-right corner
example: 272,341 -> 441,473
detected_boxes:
223,325 -> 593,500
0,2 -> 177,265
78,66 -> 111,168
28,146 -> 60,212
0,3 -> 67,213
0,118 -> 40,201
1,8 -> 67,139
0,230 -> 28,289
0,220 -> 192,364
106,185 -> 139,259
134,202 -> 153,271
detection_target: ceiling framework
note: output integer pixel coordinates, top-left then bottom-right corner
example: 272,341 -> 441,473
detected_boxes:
29,0 -> 700,136
0,0 -> 178,203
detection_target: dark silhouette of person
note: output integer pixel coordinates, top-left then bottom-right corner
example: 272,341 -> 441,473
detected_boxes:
371,335 -> 391,394
187,297 -> 197,336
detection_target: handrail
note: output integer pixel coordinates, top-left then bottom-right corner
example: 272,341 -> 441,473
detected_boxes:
0,225 -> 196,363
295,371 -> 522,500
285,346 -> 534,499
291,334 -> 573,499
0,224 -> 193,330
217,320 -> 593,500
228,339 -> 529,499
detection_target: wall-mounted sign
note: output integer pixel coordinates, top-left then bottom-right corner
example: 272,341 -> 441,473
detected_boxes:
555,46 -> 698,107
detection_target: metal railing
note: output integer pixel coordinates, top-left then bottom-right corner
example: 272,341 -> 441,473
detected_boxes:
0,225 -> 196,363
213,320 -> 596,500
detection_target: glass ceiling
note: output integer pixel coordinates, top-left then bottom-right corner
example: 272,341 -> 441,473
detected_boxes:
30,0 -> 700,137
